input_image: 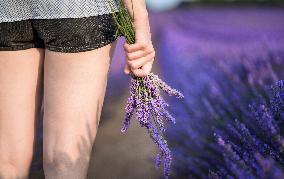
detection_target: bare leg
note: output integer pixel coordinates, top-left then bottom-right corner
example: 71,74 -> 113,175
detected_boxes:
0,48 -> 44,179
43,41 -> 117,179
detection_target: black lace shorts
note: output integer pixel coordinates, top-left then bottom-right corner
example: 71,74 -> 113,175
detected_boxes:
0,12 -> 122,53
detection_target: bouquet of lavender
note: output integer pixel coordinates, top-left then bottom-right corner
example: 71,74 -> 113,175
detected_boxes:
107,0 -> 184,178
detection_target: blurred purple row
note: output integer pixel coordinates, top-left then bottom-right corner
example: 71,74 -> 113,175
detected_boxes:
150,6 -> 284,178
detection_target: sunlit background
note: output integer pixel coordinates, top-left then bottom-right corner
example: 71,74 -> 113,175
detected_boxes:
30,0 -> 284,178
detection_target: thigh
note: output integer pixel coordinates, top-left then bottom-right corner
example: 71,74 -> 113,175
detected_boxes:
43,40 -> 117,169
0,48 -> 44,172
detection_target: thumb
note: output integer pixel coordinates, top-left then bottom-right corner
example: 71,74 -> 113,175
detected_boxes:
124,63 -> 131,75
142,61 -> 153,76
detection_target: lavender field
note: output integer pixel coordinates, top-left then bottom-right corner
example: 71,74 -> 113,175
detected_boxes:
155,6 -> 284,179
30,6 -> 284,179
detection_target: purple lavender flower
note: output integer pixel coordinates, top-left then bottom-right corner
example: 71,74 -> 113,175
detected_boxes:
121,72 -> 184,178
150,73 -> 184,99
271,80 -> 284,117
121,77 -> 138,133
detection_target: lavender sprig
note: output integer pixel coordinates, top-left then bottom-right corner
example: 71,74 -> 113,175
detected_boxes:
107,2 -> 184,177
123,72 -> 183,178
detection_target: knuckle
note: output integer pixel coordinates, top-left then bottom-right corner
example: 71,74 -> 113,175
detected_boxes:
128,61 -> 136,69
126,53 -> 132,60
133,63 -> 140,69
151,50 -> 155,57
140,42 -> 148,49
123,44 -> 129,50
126,48 -> 132,53
146,57 -> 152,62
127,54 -> 136,61
127,60 -> 132,66
147,51 -> 155,60
125,48 -> 130,53
152,55 -> 155,60
147,44 -> 153,51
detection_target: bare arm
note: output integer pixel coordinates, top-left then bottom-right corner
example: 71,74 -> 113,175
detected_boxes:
122,0 -> 155,77
122,0 -> 148,20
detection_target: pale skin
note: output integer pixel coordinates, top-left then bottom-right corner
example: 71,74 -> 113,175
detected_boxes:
0,0 -> 154,178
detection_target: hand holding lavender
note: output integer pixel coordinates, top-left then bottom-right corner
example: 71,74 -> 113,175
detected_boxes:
123,42 -> 155,77
117,0 -> 154,78
107,0 -> 184,178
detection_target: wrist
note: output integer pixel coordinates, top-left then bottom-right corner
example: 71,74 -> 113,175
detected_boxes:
133,10 -> 149,25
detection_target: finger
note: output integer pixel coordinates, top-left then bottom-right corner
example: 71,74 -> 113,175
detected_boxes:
126,46 -> 154,61
124,64 -> 131,75
141,61 -> 154,76
127,51 -> 155,70
131,68 -> 147,78
131,60 -> 153,78
123,42 -> 147,53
